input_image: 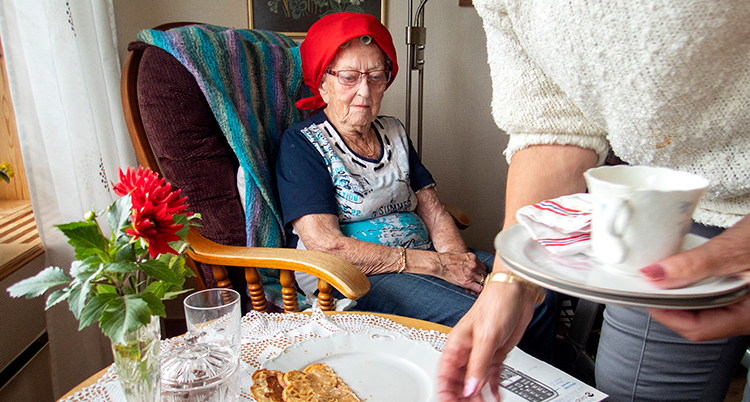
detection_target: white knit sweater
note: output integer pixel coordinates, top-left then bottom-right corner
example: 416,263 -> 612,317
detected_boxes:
474,0 -> 750,228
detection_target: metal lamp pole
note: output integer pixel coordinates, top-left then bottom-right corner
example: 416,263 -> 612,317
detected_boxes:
405,0 -> 429,159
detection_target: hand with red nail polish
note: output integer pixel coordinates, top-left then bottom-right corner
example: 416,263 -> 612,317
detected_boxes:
437,256 -> 537,402
645,214 -> 750,341
640,215 -> 750,289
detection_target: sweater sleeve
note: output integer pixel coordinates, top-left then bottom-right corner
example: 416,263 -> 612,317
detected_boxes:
474,0 -> 610,165
275,124 -> 340,227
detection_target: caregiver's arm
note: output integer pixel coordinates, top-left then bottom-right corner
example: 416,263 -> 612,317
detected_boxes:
438,144 -> 598,401
503,144 -> 598,228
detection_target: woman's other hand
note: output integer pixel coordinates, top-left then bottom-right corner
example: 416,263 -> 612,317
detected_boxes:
437,256 -> 539,402
433,251 -> 487,294
642,214 -> 750,341
647,297 -> 750,342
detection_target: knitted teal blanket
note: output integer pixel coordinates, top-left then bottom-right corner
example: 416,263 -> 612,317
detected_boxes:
137,24 -> 307,248
137,25 -> 310,306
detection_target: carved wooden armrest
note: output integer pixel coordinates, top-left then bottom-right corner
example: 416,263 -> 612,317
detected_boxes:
185,227 -> 369,312
443,202 -> 471,230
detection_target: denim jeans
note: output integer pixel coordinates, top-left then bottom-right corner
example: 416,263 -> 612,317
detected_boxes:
352,248 -> 561,363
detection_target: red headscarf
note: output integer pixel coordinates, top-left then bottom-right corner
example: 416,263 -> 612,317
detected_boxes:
296,12 -> 399,111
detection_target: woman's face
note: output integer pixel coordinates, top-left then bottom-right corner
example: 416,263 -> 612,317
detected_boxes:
319,39 -> 387,134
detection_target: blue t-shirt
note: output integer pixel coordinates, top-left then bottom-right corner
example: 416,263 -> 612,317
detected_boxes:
275,111 -> 436,249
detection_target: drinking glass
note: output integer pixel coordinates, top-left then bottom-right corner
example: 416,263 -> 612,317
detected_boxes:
161,289 -> 241,402
183,288 -> 241,357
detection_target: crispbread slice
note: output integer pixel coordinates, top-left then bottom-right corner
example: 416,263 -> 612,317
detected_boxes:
251,369 -> 285,402
281,363 -> 361,402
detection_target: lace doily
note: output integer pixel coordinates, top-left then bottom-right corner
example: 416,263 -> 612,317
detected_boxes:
62,310 -> 448,402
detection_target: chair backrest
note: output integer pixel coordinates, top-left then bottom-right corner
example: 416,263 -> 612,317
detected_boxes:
123,41 -> 246,289
120,23 -> 304,311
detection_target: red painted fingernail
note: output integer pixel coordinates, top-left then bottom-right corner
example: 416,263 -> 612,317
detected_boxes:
463,377 -> 479,397
640,264 -> 665,281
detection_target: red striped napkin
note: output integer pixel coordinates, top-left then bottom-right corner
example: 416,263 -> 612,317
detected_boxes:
515,193 -> 593,256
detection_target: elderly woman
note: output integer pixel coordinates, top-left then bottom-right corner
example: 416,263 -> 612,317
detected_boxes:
275,12 -> 557,360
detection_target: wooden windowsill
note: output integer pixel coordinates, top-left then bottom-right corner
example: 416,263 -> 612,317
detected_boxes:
0,200 -> 44,282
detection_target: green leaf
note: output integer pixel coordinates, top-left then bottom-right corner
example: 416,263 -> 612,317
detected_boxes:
162,288 -> 192,301
172,213 -> 190,239
188,213 -> 202,227
144,281 -> 171,299
45,289 -> 70,309
112,237 -> 136,263
138,259 -> 179,284
140,292 -> 166,317
100,296 -> 142,343
167,239 -> 188,256
104,260 -> 138,274
164,253 -> 194,280
164,253 -> 184,272
144,280 -> 181,299
100,294 -> 162,343
7,267 -> 71,298
79,293 -> 119,330
67,285 -> 84,320
180,256 -> 197,278
96,284 -> 118,294
67,263 -> 103,319
70,258 -> 101,280
132,237 -> 147,256
145,280 -> 190,300
107,195 -> 133,238
56,221 -> 108,260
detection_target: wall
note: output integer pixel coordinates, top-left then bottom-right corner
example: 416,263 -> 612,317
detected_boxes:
0,254 -> 53,401
114,0 -> 508,252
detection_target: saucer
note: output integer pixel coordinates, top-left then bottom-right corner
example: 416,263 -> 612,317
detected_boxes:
494,225 -> 748,309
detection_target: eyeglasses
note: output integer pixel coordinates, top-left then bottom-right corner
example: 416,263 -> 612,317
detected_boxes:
326,69 -> 392,87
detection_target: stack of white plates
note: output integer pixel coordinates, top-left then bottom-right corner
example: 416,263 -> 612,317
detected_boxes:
494,225 -> 748,309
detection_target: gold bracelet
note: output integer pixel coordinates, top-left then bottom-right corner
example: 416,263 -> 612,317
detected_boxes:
483,272 -> 546,305
397,248 -> 407,273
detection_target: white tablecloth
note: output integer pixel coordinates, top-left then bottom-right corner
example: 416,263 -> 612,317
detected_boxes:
62,309 -> 607,402
61,310 -> 448,402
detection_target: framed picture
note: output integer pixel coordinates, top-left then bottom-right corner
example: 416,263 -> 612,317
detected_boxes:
248,0 -> 387,38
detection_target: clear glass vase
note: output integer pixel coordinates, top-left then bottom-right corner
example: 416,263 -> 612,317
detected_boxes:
111,316 -> 161,402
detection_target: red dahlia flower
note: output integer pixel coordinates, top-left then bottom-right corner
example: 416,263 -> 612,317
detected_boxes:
113,166 -> 190,257
113,165 -> 151,197
128,199 -> 183,257
113,166 -> 190,216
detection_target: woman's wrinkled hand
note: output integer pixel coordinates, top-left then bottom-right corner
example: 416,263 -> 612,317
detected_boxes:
433,252 -> 487,294
642,214 -> 750,341
437,266 -> 538,402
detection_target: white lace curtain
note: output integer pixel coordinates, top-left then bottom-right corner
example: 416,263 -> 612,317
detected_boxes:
0,0 -> 136,397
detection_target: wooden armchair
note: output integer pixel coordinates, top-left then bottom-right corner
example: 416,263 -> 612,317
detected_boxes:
120,24 -> 369,313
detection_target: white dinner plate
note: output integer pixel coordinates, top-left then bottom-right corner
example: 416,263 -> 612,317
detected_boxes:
262,330 -> 441,402
495,225 -> 748,309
